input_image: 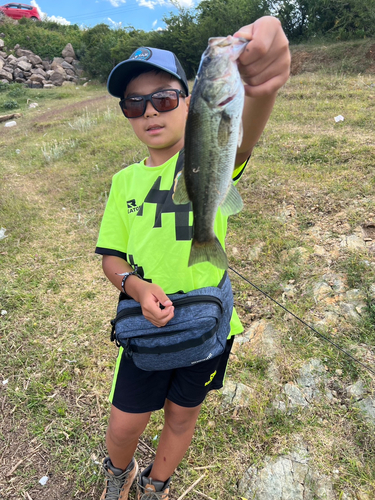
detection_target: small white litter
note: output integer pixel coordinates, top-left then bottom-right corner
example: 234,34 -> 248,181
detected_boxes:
334,115 -> 344,122
15,149 -> 21,154
0,227 -> 7,240
1,310 -> 7,316
29,102 -> 38,108
4,121 -> 17,127
2,379 -> 8,385
39,475 -> 49,486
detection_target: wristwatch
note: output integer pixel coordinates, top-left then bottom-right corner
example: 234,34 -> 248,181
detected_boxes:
116,265 -> 142,297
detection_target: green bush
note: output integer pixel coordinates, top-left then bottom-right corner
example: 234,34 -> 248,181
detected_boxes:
3,99 -> 19,109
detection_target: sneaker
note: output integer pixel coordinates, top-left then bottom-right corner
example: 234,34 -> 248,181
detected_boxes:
100,457 -> 138,500
137,464 -> 171,500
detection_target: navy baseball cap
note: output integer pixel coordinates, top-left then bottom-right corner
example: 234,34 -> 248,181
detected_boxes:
107,47 -> 189,98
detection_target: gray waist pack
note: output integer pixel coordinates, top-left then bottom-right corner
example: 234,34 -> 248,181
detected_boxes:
110,272 -> 233,371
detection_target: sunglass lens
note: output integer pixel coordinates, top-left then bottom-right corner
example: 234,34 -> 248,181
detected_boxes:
123,97 -> 145,118
152,91 -> 178,112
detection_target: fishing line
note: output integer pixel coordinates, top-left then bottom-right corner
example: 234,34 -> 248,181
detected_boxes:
228,266 -> 375,377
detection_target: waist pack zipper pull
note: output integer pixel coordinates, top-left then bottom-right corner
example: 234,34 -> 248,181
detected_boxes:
123,339 -> 132,358
110,320 -> 116,342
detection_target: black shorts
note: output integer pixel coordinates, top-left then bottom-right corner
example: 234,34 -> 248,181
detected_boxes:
109,337 -> 234,413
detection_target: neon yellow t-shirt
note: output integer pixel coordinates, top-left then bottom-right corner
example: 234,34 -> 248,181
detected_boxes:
96,151 -> 248,336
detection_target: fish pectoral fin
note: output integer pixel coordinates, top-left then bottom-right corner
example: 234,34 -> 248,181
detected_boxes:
172,169 -> 190,205
220,182 -> 243,216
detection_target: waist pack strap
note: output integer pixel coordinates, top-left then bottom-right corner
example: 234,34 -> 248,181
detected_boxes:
218,271 -> 227,289
130,321 -> 219,355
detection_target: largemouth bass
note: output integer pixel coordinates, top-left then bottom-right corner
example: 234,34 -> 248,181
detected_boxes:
173,36 -> 248,270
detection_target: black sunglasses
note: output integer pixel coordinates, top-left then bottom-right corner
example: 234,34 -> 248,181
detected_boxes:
119,89 -> 186,119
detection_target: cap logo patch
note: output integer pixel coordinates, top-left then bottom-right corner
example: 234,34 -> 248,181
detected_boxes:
130,48 -> 152,61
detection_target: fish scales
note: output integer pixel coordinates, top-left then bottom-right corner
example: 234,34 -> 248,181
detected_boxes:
174,36 -> 247,270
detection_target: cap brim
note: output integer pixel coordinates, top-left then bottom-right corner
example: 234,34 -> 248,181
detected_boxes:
107,59 -> 189,98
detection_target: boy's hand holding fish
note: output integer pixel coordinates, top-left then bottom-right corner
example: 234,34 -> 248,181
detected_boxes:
235,16 -> 290,165
235,16 -> 291,98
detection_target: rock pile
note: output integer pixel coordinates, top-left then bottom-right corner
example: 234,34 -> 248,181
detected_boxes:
0,41 -> 82,88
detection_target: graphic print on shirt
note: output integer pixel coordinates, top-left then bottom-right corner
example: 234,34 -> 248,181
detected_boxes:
136,161 -> 192,241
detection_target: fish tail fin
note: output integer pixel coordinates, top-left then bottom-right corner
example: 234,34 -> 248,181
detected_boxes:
188,237 -> 228,270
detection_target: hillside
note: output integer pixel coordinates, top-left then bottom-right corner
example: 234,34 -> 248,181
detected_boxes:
0,45 -> 374,500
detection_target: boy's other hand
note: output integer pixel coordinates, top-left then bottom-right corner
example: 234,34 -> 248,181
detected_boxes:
138,283 -> 175,327
234,16 -> 290,98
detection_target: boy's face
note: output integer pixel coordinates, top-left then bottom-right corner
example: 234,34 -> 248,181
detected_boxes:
123,71 -> 190,153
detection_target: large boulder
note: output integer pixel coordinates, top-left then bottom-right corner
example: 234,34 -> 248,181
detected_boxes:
49,69 -> 65,86
17,60 -> 32,72
29,54 -> 42,66
16,48 -> 34,58
0,68 -> 13,81
62,43 -> 76,59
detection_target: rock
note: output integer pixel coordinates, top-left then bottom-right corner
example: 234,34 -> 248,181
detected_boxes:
61,60 -> 74,71
0,68 -> 13,81
222,380 -> 255,406
42,60 -> 51,71
6,54 -> 17,64
49,69 -> 65,86
233,319 -> 280,357
313,282 -> 332,302
0,59 -> 3,71
355,397 -> 375,425
17,60 -> 32,72
62,43 -> 76,59
16,48 -> 34,58
0,39 -> 4,49
340,302 -> 361,321
248,243 -> 265,261
51,57 -> 64,69
238,445 -> 336,500
341,234 -> 367,251
346,380 -> 366,400
64,56 -> 74,64
280,246 -> 309,263
30,67 -> 47,78
29,74 -> 44,84
29,54 -> 42,66
322,273 -> 346,293
313,244 -> 326,256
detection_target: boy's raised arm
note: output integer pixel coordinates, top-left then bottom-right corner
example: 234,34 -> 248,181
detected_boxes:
234,16 -> 291,166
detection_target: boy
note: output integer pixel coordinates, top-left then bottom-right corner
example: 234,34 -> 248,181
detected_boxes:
96,16 -> 290,500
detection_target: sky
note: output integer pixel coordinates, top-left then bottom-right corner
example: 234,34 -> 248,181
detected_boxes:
30,0 -> 195,32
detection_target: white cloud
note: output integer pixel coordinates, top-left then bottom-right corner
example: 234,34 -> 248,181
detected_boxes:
48,15 -> 71,25
108,17 -> 123,28
30,0 -> 71,25
152,19 -> 158,27
107,0 -> 126,6
174,0 -> 195,7
137,0 -> 194,10
138,0 -> 156,9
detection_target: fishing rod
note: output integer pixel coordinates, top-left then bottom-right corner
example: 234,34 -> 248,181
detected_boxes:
229,266 -> 375,377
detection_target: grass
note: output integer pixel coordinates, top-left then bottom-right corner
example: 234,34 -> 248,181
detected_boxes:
0,66 -> 375,499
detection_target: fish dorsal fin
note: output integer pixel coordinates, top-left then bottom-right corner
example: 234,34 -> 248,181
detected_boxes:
220,181 -> 243,216
172,169 -> 190,205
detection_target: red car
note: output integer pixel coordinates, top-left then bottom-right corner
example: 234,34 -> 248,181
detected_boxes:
0,3 -> 41,21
